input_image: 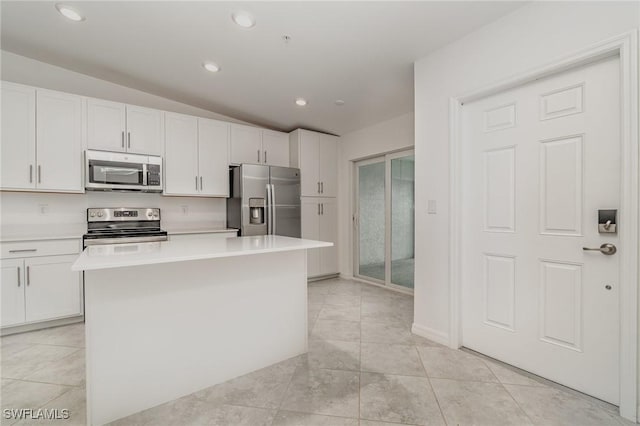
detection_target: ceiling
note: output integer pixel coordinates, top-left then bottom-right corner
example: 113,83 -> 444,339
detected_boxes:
1,1 -> 525,135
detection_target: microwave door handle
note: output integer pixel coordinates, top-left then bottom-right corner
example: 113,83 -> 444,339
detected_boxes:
98,167 -> 140,175
142,164 -> 148,186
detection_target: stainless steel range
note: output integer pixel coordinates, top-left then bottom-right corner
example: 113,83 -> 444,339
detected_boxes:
83,208 -> 168,248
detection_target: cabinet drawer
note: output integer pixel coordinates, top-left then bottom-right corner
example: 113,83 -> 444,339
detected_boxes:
1,239 -> 80,259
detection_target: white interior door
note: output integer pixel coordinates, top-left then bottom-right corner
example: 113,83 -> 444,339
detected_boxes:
461,56 -> 621,404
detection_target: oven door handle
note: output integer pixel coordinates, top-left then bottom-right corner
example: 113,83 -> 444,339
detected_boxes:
83,235 -> 167,246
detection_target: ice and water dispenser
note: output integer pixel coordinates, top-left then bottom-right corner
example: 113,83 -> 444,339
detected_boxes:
249,198 -> 265,225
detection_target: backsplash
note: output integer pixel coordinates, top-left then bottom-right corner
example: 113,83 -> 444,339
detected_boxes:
0,191 -> 227,228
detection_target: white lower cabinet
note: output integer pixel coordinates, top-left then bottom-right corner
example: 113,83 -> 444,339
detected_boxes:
0,240 -> 82,330
301,197 -> 338,278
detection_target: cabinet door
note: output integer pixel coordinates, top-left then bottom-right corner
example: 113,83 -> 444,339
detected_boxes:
318,198 -> 338,275
262,130 -> 290,167
318,134 -> 338,197
36,89 -> 84,192
25,255 -> 82,322
198,118 -> 229,197
126,105 -> 162,156
299,131 -> 320,196
301,198 -> 321,277
1,82 -> 36,190
1,259 -> 25,327
87,98 -> 126,152
230,124 -> 262,165
164,112 -> 199,195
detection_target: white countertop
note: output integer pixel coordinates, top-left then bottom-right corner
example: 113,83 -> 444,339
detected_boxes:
72,235 -> 331,271
1,224 -> 85,242
164,223 -> 238,235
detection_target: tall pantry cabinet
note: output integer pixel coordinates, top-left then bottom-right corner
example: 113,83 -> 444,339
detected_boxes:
290,129 -> 339,279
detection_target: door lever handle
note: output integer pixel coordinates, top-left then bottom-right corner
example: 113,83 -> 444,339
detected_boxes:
583,243 -> 617,255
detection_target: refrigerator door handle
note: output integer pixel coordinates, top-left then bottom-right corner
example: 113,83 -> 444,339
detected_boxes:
266,183 -> 272,235
271,184 -> 276,235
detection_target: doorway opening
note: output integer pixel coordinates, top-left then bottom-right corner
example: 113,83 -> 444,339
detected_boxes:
353,149 -> 415,291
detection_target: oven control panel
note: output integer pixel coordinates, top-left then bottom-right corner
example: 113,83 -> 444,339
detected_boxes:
87,208 -> 160,222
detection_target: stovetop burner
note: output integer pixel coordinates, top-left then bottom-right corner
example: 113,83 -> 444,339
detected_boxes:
83,207 -> 167,247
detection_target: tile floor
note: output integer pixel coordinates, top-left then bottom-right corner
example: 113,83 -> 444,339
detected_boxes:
1,277 -> 634,426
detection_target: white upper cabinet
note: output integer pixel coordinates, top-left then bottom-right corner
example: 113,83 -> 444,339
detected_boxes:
88,98 -> 162,155
1,82 -> 36,190
1,83 -> 84,193
230,124 -> 262,165
230,125 -> 290,167
164,114 -> 228,197
87,98 -> 126,152
290,129 -> 337,197
126,105 -> 163,156
36,89 -> 84,192
164,112 -> 199,195
262,130 -> 290,167
198,118 -> 229,197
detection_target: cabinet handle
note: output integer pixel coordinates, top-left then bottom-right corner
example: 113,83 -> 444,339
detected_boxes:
38,165 -> 41,183
17,267 -> 21,287
317,203 -> 320,215
127,132 -> 131,149
264,151 -> 267,164
195,176 -> 198,191
257,150 -> 260,163
121,131 -> 125,148
9,249 -> 37,253
26,266 -> 30,286
29,165 -> 33,183
321,203 -> 324,215
200,176 -> 203,191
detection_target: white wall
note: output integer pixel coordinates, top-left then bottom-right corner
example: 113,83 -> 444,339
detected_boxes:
338,112 -> 414,277
413,0 -> 639,413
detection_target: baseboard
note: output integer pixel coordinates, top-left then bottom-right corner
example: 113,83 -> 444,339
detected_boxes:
411,323 -> 450,347
1,315 -> 84,336
308,273 -> 340,282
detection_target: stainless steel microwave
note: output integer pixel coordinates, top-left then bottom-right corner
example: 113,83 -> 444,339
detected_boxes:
85,150 -> 163,192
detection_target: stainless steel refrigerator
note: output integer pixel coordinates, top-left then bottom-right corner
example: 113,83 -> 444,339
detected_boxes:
227,164 -> 301,237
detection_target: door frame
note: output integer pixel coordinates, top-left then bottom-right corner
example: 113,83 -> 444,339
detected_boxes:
353,149 -> 416,293
449,31 -> 638,420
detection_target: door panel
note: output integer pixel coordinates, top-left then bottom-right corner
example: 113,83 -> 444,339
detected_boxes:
25,255 -> 82,322
230,124 -> 262,165
318,134 -> 338,197
390,154 -> 415,289
240,164 -> 269,236
1,259 -> 25,327
262,130 -> 290,167
299,131 -> 320,196
36,89 -> 84,192
198,118 -> 229,197
271,167 -> 301,238
319,199 -> 338,275
1,82 -> 36,190
357,160 -> 386,282
461,56 -> 620,403
87,98 -> 126,152
301,198 -> 321,277
164,113 -> 198,195
126,105 -> 162,155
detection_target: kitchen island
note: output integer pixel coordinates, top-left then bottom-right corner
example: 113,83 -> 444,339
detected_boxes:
72,235 -> 331,425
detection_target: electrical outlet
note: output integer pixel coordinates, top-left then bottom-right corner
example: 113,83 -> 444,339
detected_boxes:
38,204 -> 49,215
181,205 -> 189,216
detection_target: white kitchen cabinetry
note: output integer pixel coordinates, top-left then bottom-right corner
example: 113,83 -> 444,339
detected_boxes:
262,130 -> 290,167
1,239 -> 82,331
198,118 -> 230,197
230,125 -> 289,167
164,113 -> 229,197
301,197 -> 338,278
1,82 -> 36,190
1,83 -> 84,193
87,98 -> 162,155
168,231 -> 237,242
290,129 -> 338,197
36,89 -> 84,192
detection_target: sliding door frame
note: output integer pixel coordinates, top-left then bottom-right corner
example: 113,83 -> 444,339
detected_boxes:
353,149 -> 415,293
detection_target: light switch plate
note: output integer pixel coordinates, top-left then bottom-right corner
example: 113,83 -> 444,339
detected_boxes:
427,200 -> 437,214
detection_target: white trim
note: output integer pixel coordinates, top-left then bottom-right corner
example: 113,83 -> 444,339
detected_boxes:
449,31 -> 638,421
412,323 -> 450,346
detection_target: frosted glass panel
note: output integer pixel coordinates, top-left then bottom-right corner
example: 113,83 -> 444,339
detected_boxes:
358,161 -> 385,281
391,155 -> 415,288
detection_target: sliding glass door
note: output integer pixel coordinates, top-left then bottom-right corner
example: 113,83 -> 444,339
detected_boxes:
354,150 -> 415,290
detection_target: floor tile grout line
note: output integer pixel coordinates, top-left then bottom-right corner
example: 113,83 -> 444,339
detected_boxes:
499,380 -> 539,425
2,376 -> 84,388
415,342 -> 449,426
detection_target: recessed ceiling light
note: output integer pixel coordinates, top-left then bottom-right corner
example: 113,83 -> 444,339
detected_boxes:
55,4 -> 85,22
335,100 -> 345,106
203,62 -> 221,73
231,11 -> 255,28
295,98 -> 307,107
